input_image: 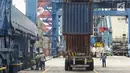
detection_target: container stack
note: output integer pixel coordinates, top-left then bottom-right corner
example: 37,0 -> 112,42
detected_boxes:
62,0 -> 93,55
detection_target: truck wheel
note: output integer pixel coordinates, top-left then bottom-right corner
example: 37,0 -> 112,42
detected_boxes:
69,60 -> 73,71
89,59 -> 94,71
3,68 -> 8,73
86,67 -> 90,71
65,59 -> 68,71
69,67 -> 72,71
86,59 -> 94,71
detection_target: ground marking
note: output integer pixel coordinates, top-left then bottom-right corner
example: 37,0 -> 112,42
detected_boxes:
42,66 -> 52,73
94,69 -> 98,73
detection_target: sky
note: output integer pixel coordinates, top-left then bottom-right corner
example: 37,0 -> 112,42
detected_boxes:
12,0 -> 26,14
12,0 -> 52,33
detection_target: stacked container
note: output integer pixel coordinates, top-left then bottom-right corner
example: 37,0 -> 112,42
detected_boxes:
63,1 -> 93,56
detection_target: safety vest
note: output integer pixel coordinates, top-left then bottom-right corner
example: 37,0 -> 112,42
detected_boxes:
35,55 -> 40,61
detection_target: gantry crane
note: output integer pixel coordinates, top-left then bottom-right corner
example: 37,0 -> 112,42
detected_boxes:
51,0 -> 130,57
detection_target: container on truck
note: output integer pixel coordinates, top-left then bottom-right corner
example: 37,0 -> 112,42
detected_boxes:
63,1 -> 94,71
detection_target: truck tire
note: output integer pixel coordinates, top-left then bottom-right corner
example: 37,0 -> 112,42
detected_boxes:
86,67 -> 90,71
69,67 -> 72,71
65,59 -> 68,71
69,60 -> 73,71
89,59 -> 94,71
86,59 -> 94,71
3,68 -> 8,73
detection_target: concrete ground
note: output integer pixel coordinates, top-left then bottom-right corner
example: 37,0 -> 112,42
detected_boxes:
18,56 -> 53,73
18,56 -> 130,73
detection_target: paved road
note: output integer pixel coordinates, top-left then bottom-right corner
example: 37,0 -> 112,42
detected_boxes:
19,56 -> 130,73
94,56 -> 130,73
18,56 -> 53,73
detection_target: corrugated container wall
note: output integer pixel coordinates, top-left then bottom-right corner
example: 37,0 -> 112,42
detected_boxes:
63,2 -> 93,35
65,34 -> 90,55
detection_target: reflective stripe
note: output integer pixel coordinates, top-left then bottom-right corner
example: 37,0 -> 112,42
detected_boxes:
87,60 -> 93,62
72,52 -> 74,56
74,52 -> 76,56
68,52 -> 77,56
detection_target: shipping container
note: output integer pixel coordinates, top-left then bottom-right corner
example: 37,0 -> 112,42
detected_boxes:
65,34 -> 91,56
64,34 -> 94,71
63,2 -> 93,34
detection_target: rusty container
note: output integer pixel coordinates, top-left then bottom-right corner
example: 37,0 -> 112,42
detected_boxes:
64,34 -> 91,56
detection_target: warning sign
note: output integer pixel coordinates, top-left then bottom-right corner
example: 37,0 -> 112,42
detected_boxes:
117,2 -> 125,11
117,2 -> 125,9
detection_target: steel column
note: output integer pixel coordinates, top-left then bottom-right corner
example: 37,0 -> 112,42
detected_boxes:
51,1 -> 61,56
93,10 -> 127,16
26,0 -> 37,24
103,17 -> 109,47
127,9 -> 130,56
108,16 -> 112,47
30,44 -> 34,58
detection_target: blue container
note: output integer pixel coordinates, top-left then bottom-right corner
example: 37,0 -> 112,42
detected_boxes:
63,2 -> 93,34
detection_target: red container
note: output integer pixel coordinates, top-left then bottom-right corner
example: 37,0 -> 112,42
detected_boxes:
64,34 -> 91,56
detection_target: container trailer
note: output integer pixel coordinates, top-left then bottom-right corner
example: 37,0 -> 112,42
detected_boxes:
63,1 -> 94,71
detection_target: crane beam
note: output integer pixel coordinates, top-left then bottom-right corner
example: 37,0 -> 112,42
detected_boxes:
93,10 -> 127,16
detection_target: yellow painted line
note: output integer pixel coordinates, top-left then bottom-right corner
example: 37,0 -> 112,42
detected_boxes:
87,60 -> 93,62
94,69 -> 98,73
0,67 -> 6,70
11,63 -> 23,66
42,66 -> 52,73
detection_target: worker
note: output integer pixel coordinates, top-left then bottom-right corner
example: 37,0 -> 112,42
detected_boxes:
35,54 -> 40,70
40,53 -> 46,70
27,53 -> 34,70
100,53 -> 107,67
